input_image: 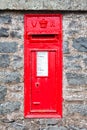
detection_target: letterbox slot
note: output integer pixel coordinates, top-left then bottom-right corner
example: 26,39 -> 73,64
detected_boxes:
29,34 -> 58,42
32,34 -> 56,39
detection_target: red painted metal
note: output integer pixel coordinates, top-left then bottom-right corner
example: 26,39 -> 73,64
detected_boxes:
24,14 -> 62,118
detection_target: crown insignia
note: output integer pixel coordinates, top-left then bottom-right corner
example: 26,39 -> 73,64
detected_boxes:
39,19 -> 48,28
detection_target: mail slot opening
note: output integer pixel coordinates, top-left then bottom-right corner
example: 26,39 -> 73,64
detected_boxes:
28,34 -> 58,42
32,34 -> 57,39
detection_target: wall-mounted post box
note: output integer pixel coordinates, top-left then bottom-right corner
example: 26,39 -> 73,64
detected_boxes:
24,14 -> 62,118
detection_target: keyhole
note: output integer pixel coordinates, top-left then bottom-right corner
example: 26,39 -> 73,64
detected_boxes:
35,82 -> 39,87
36,84 -> 38,87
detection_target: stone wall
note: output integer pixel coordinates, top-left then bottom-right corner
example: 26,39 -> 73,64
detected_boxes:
0,12 -> 87,130
0,0 -> 87,10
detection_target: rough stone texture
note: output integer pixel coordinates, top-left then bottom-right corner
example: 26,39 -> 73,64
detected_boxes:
67,104 -> 87,116
45,119 -> 58,125
63,13 -> 87,128
66,73 -> 87,86
39,119 -> 58,125
65,62 -> 82,71
0,0 -> 87,10
10,31 -> 21,39
0,71 -> 21,83
0,27 -> 9,37
0,101 -> 21,115
0,42 -> 17,53
0,55 -> 10,67
83,58 -> 87,65
63,41 -> 69,54
10,122 -> 27,130
44,126 -> 67,130
69,126 -> 87,130
11,55 -> 23,70
73,37 -> 87,52
66,55 -> 82,61
0,86 -> 7,101
0,15 -> 12,24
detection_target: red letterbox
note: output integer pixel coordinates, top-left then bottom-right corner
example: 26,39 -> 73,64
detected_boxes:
24,14 -> 62,118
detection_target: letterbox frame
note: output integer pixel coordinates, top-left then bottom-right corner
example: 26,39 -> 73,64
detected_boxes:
24,14 -> 62,118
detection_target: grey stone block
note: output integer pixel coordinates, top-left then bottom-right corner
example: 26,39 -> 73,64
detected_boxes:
11,56 -> 23,69
39,119 -> 46,125
66,73 -> 87,86
0,42 -> 17,53
58,126 -> 67,130
10,31 -> 21,39
0,101 -> 21,115
65,62 -> 81,71
73,37 -> 87,52
0,71 -> 20,83
66,55 -> 82,61
46,126 -> 67,130
10,122 -> 27,130
68,20 -> 77,28
80,128 -> 87,130
83,58 -> 87,65
68,30 -> 78,36
0,86 -> 7,101
39,119 -> 58,125
69,125 -> 80,130
0,55 -> 10,67
0,15 -> 11,24
67,104 -> 87,116
0,27 -> 9,37
46,119 -> 58,125
0,0 -> 87,10
63,41 -> 69,54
